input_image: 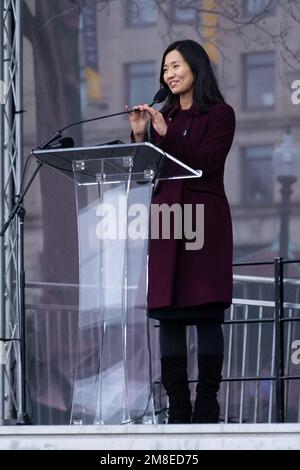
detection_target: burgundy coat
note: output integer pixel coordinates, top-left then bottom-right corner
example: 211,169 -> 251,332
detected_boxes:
147,101 -> 235,310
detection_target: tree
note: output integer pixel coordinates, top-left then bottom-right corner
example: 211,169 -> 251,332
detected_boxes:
23,0 -> 82,288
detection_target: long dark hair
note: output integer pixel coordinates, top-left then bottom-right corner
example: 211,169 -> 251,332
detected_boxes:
159,39 -> 225,114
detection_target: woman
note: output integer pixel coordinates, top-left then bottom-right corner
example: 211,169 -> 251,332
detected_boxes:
128,39 -> 235,423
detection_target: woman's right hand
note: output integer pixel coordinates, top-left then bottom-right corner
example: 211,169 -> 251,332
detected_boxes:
125,104 -> 150,142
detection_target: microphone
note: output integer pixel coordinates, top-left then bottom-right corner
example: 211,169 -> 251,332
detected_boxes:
59,88 -> 168,134
149,88 -> 168,106
43,136 -> 74,150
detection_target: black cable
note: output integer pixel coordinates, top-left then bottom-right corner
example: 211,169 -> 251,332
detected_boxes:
0,337 -> 21,341
122,314 -> 155,425
121,173 -> 160,425
17,152 -> 35,199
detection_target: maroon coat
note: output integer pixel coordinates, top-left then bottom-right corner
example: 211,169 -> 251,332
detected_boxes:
147,101 -> 235,310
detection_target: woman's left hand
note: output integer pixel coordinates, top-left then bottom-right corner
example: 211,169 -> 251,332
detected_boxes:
139,104 -> 168,137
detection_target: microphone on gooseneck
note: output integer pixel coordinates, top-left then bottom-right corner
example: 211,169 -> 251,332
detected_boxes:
37,89 -> 168,150
149,88 -> 168,106
40,136 -> 74,150
59,88 -> 169,134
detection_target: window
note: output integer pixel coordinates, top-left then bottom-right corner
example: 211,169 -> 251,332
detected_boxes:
125,62 -> 157,108
126,0 -> 157,27
243,52 -> 276,110
241,0 -> 276,18
242,146 -> 274,205
173,0 -> 198,24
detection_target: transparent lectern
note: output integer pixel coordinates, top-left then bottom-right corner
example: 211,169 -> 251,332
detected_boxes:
33,142 -> 201,425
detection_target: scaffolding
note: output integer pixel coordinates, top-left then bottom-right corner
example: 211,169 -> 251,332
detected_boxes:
0,0 -> 23,423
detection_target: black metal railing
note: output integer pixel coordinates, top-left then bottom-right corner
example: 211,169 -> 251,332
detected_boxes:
153,257 -> 300,423
10,259 -> 300,424
220,257 -> 300,423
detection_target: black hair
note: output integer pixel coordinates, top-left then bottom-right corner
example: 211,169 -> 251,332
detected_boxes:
159,39 -> 225,114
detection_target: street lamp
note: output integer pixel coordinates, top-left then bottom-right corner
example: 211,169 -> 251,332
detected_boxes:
272,129 -> 300,259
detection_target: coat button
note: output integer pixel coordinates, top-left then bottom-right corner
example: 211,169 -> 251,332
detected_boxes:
183,129 -> 187,136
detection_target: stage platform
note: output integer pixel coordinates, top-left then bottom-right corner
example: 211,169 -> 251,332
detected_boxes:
0,423 -> 300,450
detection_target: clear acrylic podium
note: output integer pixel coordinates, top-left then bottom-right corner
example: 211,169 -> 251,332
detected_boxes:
33,142 -> 201,425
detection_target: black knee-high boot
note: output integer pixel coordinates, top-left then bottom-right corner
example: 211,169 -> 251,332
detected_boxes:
161,355 -> 192,424
192,353 -> 223,423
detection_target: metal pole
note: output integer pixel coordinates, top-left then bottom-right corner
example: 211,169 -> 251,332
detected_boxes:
0,0 -> 23,423
15,0 -> 28,424
274,257 -> 285,422
0,0 -> 5,424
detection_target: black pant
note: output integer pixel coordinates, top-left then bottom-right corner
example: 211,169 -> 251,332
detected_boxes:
159,319 -> 224,358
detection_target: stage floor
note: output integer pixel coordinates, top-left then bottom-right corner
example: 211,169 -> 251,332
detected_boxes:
0,423 -> 300,450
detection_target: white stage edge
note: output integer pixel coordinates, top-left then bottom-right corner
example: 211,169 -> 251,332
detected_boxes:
0,423 -> 300,450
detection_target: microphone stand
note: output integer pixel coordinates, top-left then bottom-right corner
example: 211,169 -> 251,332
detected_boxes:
58,96 -> 162,134
0,133 -> 62,424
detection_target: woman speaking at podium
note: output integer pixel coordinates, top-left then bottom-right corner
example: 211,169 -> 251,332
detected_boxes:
128,39 -> 235,424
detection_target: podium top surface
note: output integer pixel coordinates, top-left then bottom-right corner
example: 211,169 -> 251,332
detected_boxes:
32,142 -> 202,183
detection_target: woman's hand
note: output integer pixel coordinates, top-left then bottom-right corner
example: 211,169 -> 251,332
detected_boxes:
125,104 -> 150,142
139,104 -> 167,137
